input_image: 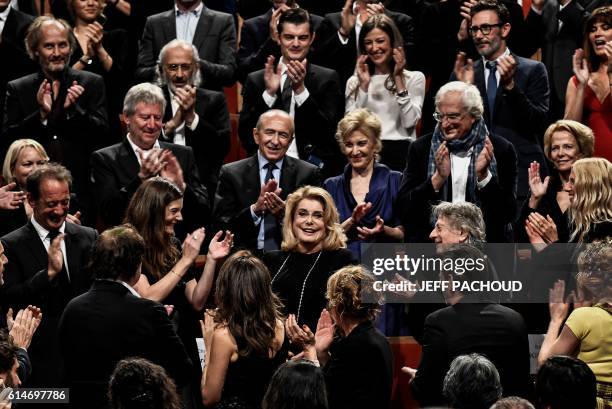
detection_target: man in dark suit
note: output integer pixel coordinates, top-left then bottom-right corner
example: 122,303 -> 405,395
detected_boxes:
58,224 -> 192,409
214,109 -> 320,252
237,1 -> 323,83
3,17 -> 108,204
0,164 -> 98,389
156,39 -> 231,197
239,7 -> 344,178
453,0 -> 550,200
90,83 -> 209,238
396,81 -> 517,243
136,0 -> 237,90
311,0 -> 415,86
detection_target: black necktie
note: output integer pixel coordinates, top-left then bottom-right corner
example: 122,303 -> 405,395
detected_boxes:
263,162 -> 280,251
485,60 -> 497,122
280,75 -> 292,113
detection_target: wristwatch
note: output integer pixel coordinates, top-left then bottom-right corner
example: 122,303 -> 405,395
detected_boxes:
79,55 -> 92,65
396,89 -> 409,98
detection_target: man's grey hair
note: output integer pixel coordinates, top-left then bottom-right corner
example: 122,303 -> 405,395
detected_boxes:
123,83 -> 167,116
443,353 -> 502,409
490,396 -> 536,409
432,201 -> 486,243
435,81 -> 484,120
155,39 -> 202,88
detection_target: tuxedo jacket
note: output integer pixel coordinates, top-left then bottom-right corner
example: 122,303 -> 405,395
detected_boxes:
311,9 -> 415,86
0,221 -> 98,387
161,86 -> 231,195
90,139 -> 210,237
237,9 -> 323,84
3,69 -> 109,198
396,132 -> 517,243
213,154 -> 321,250
411,303 -> 531,407
238,63 -> 345,177
135,6 -> 237,89
58,280 -> 192,409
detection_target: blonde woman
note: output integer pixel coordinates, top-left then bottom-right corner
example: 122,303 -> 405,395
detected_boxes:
263,186 -> 354,332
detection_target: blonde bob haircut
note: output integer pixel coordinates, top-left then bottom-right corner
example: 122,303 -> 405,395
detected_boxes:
281,186 -> 347,252
543,120 -> 594,162
335,109 -> 382,160
568,158 -> 612,242
2,139 -> 49,184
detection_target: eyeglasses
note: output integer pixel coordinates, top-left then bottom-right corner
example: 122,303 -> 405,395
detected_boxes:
433,112 -> 466,123
468,23 -> 504,36
165,63 -> 193,72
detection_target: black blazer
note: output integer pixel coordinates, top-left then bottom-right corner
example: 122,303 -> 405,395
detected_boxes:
0,221 -> 98,387
213,154 -> 321,250
90,139 -> 210,236
58,280 -> 193,409
238,63 -> 345,177
161,86 -> 231,195
411,303 -> 531,406
311,9 -> 415,86
397,132 -> 517,243
135,6 -> 237,89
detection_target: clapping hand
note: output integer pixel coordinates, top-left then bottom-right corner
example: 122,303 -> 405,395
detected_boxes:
548,279 -> 572,323
351,202 -> 372,225
208,230 -> 234,261
356,215 -> 384,240
285,313 -> 315,349
572,49 -> 589,86
0,183 -> 26,210
264,55 -> 282,96
356,54 -> 371,91
453,52 -> 474,84
64,81 -> 85,109
182,227 -> 206,263
7,305 -> 42,350
528,161 -> 550,208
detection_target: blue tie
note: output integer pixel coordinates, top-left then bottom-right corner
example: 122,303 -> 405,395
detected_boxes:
485,61 -> 497,121
263,163 -> 280,251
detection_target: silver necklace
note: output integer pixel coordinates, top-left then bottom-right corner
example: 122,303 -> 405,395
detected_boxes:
272,250 -> 323,324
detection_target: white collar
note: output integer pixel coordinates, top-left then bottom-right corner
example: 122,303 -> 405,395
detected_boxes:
31,216 -> 66,241
175,2 -> 203,16
117,280 -> 141,297
257,150 -> 284,170
483,47 -> 511,67
0,5 -> 11,21
127,134 -> 161,156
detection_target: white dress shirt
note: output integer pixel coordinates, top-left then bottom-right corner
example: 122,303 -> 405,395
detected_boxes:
175,2 -> 203,44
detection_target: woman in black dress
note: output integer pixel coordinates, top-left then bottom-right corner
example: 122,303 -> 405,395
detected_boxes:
264,186 -> 354,332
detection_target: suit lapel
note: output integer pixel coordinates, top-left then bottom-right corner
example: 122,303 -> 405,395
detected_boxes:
23,222 -> 48,268
279,157 -> 295,200
63,224 -> 78,287
192,7 -> 213,53
163,10 -> 177,42
120,139 -> 140,177
162,87 -> 174,127
474,61 -> 491,125
245,155 -> 262,200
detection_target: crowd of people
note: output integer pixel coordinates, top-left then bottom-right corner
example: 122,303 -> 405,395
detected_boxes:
0,0 -> 610,408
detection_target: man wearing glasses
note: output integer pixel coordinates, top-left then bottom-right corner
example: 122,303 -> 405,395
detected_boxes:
453,0 -> 549,204
397,81 -> 517,243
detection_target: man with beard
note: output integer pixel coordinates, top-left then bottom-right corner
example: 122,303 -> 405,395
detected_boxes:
452,0 -> 550,203
0,163 -> 98,389
2,16 -> 108,214
156,39 -> 231,196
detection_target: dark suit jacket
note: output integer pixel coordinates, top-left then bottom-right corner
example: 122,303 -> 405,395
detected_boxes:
3,69 -> 109,199
213,154 -> 321,250
0,221 -> 98,387
236,8 -> 323,84
311,9 -> 415,86
238,63 -> 345,177
58,280 -> 193,409
396,132 -> 517,243
90,139 -> 210,237
135,6 -> 237,89
161,86 -> 231,195
451,55 -> 550,198
411,303 -> 531,406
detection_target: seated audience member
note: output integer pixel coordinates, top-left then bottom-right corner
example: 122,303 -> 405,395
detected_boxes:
214,110 -> 320,252
108,358 -> 182,409
312,0 -> 415,87
237,0 -> 324,84
402,245 -> 530,406
156,39 -> 231,196
345,15 -> 425,171
324,109 -> 404,260
453,0 -> 550,202
66,0 -> 128,141
136,0 -> 236,90
396,81 -> 517,243
0,140 -> 49,236
538,241 -> 612,408
536,356 -> 597,409
442,353 -> 503,409
239,7 -> 344,178
90,82 -> 209,238
3,16 -> 108,202
490,396 -> 536,409
0,164 -> 98,389
201,251 -> 286,408
517,120 -> 594,243
263,186 -> 354,332
287,265 -> 393,409
58,225 -> 192,409
429,201 -> 486,245
262,360 -> 328,409
564,6 -> 612,160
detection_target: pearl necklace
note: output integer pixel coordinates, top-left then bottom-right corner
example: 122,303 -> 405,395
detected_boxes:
271,250 -> 323,324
